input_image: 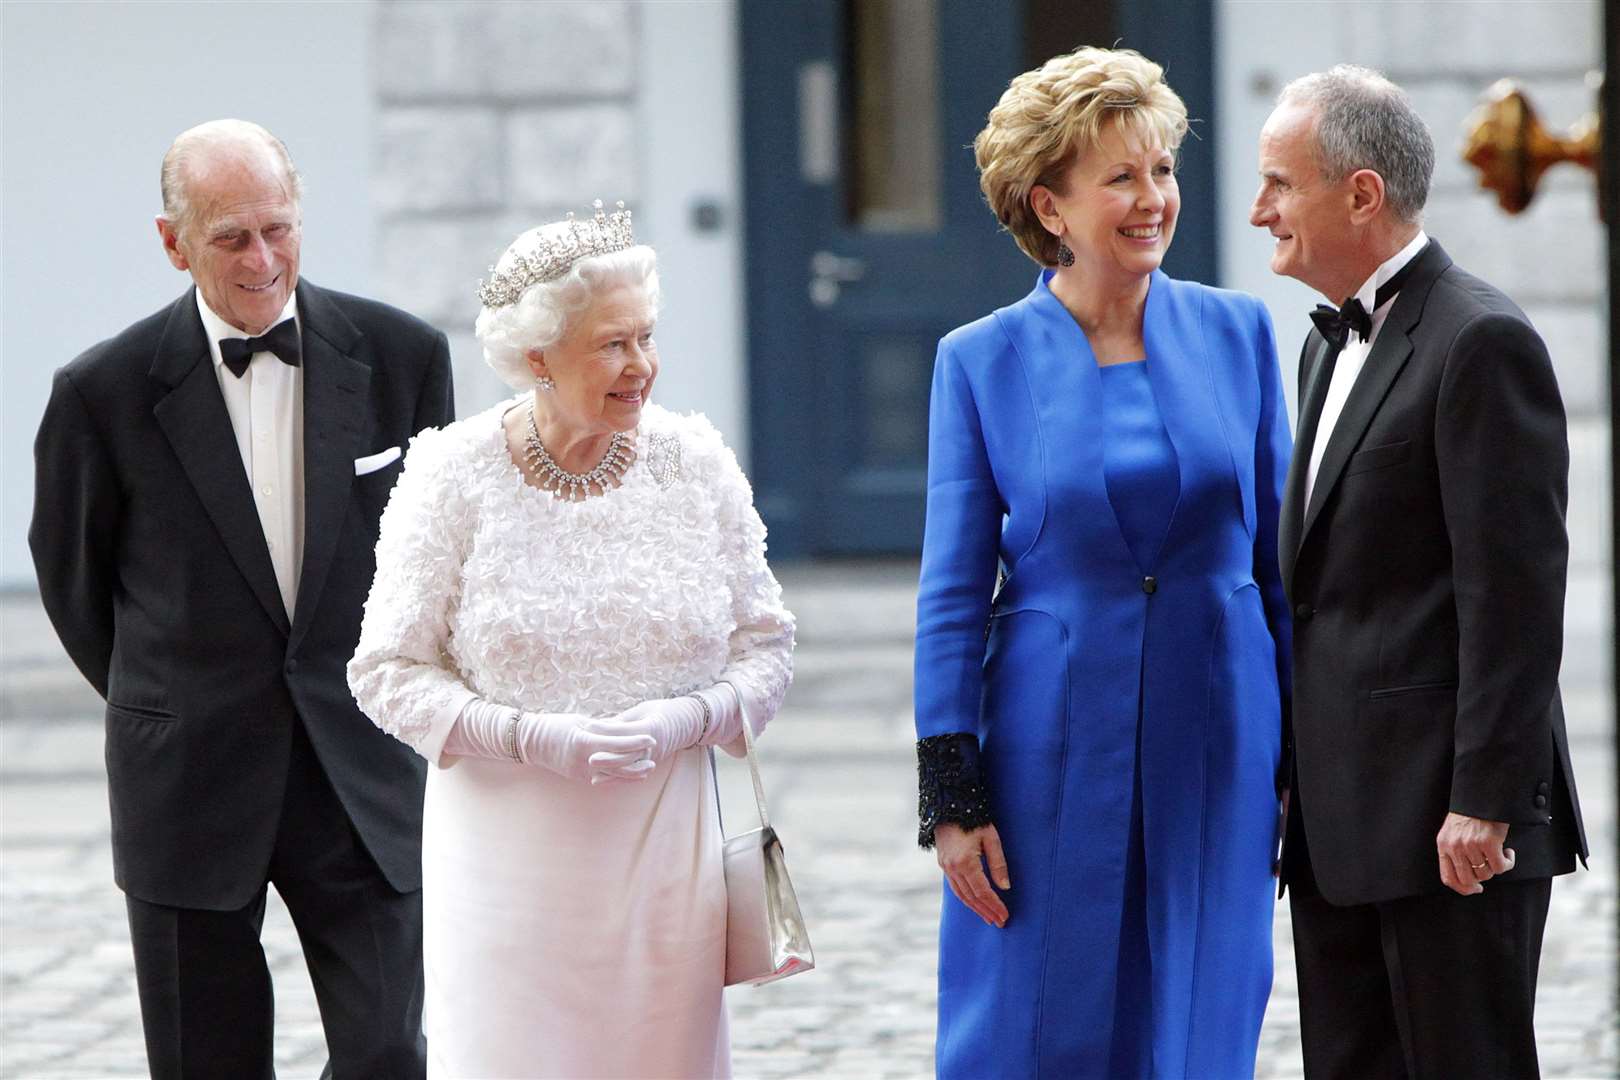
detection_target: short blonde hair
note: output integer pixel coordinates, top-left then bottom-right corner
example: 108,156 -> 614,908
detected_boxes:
975,47 -> 1188,266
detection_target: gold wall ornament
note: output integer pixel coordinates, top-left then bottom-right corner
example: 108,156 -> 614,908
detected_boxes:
1462,76 -> 1603,217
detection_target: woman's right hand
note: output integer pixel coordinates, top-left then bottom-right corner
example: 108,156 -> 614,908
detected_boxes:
519,712 -> 656,783
935,822 -> 1011,928
441,699 -> 656,782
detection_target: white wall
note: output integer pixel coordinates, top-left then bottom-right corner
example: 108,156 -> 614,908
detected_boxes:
635,0 -> 747,455
1216,0 -> 1605,416
368,1 -> 745,453
1215,0 -> 1610,701
1216,1 -> 1344,420
1,0 -> 375,588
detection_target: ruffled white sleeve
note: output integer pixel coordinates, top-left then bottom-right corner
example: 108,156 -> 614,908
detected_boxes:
347,427 -> 479,765
700,425 -> 796,756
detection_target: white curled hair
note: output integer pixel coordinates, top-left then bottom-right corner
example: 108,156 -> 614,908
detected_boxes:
475,228 -> 661,391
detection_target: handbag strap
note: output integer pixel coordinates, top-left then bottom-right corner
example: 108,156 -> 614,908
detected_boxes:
737,690 -> 771,830
708,681 -> 772,835
708,745 -> 724,835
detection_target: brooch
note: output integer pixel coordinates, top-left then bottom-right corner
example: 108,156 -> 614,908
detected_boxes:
648,431 -> 682,489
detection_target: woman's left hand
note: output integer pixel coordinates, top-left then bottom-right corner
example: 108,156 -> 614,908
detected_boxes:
588,696 -> 707,770
935,822 -> 1011,928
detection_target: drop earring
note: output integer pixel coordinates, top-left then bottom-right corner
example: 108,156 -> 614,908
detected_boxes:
1057,242 -> 1075,267
537,375 -> 556,392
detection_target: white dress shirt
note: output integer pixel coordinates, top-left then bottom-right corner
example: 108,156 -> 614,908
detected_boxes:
1303,230 -> 1429,511
196,291 -> 305,620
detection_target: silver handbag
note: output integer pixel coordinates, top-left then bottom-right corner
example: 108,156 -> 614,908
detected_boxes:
710,705 -> 814,986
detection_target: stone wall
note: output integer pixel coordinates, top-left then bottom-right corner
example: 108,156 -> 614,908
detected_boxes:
1219,0 -> 1609,701
371,1 -> 639,413
372,0 -> 1609,698
1385,2 -> 1608,697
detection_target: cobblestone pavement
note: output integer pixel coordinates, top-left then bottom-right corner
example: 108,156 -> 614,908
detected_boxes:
3,565 -> 1615,1078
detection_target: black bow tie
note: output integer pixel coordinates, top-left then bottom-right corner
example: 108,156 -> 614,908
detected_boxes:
219,319 -> 300,378
1309,248 -> 1423,353
1310,298 -> 1372,351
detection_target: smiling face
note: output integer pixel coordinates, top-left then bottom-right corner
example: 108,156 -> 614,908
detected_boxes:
1250,103 -> 1360,299
529,282 -> 658,438
158,145 -> 301,335
1033,121 -> 1180,285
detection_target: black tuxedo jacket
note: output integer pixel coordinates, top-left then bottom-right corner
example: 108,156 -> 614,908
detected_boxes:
1279,240 -> 1587,906
29,281 -> 454,910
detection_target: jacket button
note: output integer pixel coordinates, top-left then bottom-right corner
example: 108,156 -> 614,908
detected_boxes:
1537,781 -> 1550,795
1294,603 -> 1314,622
1534,794 -> 1548,808
286,659 -> 299,674
1142,576 -> 1157,594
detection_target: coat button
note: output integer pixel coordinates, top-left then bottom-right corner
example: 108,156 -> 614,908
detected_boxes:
1294,603 -> 1314,622
1142,576 -> 1157,594
1537,781 -> 1550,795
1534,794 -> 1548,808
286,659 -> 299,674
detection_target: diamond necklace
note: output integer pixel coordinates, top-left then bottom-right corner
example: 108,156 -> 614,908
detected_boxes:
524,404 -> 633,501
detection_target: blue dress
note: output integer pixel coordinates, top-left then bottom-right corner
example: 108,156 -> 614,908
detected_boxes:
915,272 -> 1292,1079
1100,359 -> 1180,1077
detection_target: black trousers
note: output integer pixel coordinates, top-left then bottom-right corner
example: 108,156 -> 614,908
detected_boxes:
1287,802 -> 1552,1079
125,722 -> 425,1080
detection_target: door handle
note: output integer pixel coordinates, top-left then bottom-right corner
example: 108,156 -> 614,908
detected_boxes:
809,251 -> 867,308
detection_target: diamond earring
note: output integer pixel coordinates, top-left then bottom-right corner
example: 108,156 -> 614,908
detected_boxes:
537,376 -> 556,392
1057,242 -> 1075,267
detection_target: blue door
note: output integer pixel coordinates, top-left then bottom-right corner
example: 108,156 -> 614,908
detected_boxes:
742,0 -> 1216,557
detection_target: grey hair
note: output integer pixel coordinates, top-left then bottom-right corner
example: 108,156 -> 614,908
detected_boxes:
1278,65 -> 1434,223
160,119 -> 304,234
475,238 -> 661,391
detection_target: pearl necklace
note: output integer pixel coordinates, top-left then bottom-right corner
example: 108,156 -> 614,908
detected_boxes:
524,404 -> 633,501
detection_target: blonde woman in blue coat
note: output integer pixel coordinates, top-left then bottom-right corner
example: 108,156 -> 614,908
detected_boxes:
914,48 -> 1292,1078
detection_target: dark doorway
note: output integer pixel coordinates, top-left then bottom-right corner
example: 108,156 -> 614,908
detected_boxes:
741,0 -> 1217,557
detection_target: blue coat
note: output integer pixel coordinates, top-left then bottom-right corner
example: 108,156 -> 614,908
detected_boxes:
914,270 -> 1292,1078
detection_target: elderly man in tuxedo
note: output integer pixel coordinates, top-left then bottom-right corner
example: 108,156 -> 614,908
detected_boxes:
29,119 -> 452,1078
1251,67 -> 1586,1078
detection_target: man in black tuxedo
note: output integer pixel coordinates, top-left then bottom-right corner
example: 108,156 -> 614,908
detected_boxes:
1251,67 -> 1586,1078
29,119 -> 452,1078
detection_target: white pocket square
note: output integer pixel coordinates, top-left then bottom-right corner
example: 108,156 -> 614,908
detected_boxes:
354,446 -> 402,476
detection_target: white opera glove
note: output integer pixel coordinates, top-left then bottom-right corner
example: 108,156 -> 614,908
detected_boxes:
586,683 -> 743,774
444,697 -> 657,783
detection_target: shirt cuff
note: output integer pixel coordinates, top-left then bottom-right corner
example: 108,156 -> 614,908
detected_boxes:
424,688 -> 480,769
916,732 -> 994,849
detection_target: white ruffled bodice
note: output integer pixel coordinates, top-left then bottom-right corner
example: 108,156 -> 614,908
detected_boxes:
349,399 -> 795,761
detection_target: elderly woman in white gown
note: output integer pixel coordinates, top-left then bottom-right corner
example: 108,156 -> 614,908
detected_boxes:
348,202 -> 795,1079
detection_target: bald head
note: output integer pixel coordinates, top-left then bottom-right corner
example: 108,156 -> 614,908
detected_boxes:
155,119 -> 304,334
160,119 -> 303,237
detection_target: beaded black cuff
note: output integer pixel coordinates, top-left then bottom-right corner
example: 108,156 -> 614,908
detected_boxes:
916,732 -> 994,849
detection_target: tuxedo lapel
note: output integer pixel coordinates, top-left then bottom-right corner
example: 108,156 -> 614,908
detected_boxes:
150,291 -> 292,636
1279,334 -> 1336,591
1297,242 -> 1451,550
1300,327 -> 1414,542
288,283 -> 370,655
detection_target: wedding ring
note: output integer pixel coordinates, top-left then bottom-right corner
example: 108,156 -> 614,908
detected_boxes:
1470,861 -> 1489,870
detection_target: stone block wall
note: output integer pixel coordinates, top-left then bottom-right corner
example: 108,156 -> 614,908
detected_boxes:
1220,0 -> 1609,703
1371,2 -> 1608,698
371,1 -> 639,413
370,0 -> 1609,698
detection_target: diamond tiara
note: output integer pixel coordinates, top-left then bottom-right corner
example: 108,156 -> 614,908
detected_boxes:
476,200 -> 635,309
